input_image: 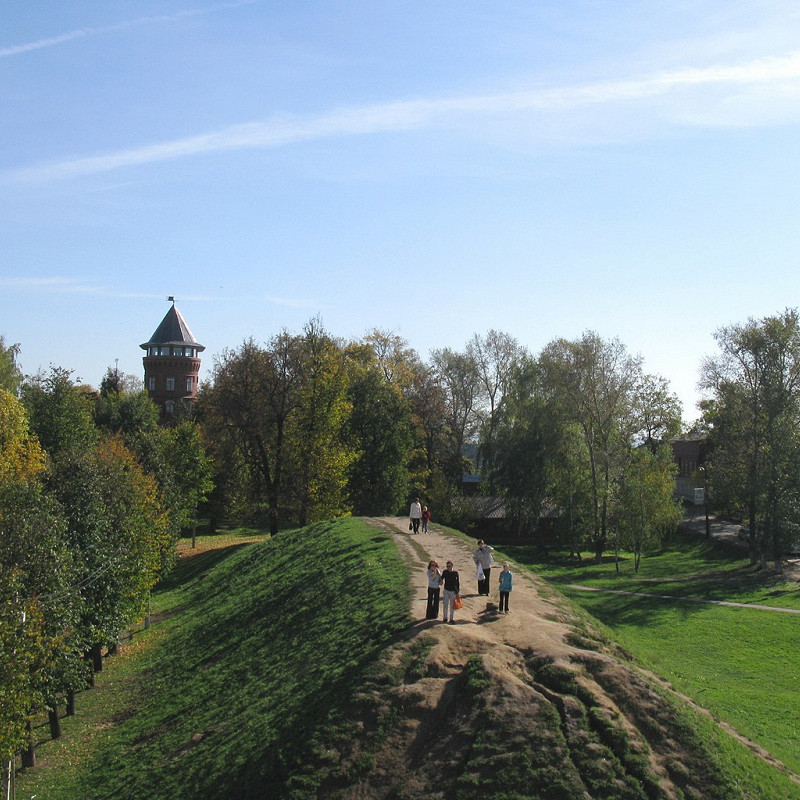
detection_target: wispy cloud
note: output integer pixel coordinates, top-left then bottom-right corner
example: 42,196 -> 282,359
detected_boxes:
0,277 -> 170,299
6,50 -> 800,183
0,1 -> 257,58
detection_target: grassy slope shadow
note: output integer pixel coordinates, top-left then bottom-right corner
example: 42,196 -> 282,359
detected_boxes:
72,517 -> 411,800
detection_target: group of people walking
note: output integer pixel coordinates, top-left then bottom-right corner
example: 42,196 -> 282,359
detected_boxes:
425,538 -> 513,623
409,498 -> 431,534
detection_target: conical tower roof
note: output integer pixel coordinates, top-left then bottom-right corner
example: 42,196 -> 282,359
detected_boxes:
140,303 -> 204,351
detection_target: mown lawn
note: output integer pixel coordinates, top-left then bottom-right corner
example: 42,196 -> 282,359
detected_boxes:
16,518 -> 411,800
503,530 -> 800,776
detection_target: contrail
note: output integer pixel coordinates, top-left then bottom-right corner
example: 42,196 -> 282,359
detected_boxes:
0,1 -> 258,57
6,50 -> 800,183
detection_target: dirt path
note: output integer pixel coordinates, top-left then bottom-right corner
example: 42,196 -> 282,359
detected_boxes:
348,516 -> 800,798
372,516 -> 578,659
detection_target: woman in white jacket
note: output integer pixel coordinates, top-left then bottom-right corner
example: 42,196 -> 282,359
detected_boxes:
472,539 -> 494,596
409,498 -> 422,534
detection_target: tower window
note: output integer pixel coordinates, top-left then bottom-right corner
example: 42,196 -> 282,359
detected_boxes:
166,377 -> 175,391
148,377 -> 156,391
165,401 -> 175,415
186,377 -> 193,393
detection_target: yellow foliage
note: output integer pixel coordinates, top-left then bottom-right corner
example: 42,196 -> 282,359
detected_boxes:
0,389 -> 46,486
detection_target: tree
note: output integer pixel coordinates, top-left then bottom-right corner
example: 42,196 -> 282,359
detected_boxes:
548,422 -> 593,558
0,566 -> 47,762
362,328 -> 421,390
21,366 -> 98,459
49,437 -> 169,673
468,330 -> 523,486
200,334 -> 304,534
94,383 -> 212,547
94,384 -> 160,436
0,483 -> 82,739
633,374 -> 683,453
614,446 -> 682,572
429,347 -> 482,485
0,390 -> 82,746
99,365 -> 143,397
490,355 -> 556,537
285,319 -> 354,525
701,309 -> 800,571
0,336 -> 23,395
406,365 -> 451,504
0,389 -> 47,486
539,332 -> 644,561
345,348 -> 413,516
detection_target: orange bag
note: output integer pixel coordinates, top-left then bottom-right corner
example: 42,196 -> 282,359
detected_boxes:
454,595 -> 463,610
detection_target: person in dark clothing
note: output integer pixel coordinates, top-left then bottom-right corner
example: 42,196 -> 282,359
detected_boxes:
440,560 -> 460,624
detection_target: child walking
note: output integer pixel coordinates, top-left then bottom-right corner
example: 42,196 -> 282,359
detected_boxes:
498,563 -> 513,613
421,505 -> 431,533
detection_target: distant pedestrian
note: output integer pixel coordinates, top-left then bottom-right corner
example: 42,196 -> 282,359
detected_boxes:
409,498 -> 422,534
421,505 -> 431,534
472,539 -> 495,596
498,563 -> 513,613
425,560 -> 442,619
440,560 -> 460,624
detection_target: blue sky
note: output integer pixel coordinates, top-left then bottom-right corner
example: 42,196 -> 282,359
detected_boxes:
3,1 -> 800,422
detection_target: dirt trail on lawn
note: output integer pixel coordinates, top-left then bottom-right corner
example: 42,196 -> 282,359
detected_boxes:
327,516 -> 800,799
377,516 -> 576,656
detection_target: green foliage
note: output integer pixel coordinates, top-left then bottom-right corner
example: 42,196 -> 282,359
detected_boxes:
21,366 -> 98,459
18,518 -> 409,799
490,355 -> 557,535
0,391 -> 84,726
284,318 -> 355,525
199,334 -> 304,533
345,366 -> 413,515
613,445 -> 683,571
49,436 -> 169,653
0,567 -> 47,760
702,308 -> 800,565
94,386 -> 160,435
0,335 -> 23,395
463,655 -> 491,699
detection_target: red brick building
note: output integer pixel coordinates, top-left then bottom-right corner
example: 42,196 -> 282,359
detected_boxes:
141,300 -> 204,418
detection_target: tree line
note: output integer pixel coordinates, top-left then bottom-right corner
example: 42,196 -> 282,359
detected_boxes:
0,346 -> 211,767
3,306 -> 800,765
197,319 -> 684,564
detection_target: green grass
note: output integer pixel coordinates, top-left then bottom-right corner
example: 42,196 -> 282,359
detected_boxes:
17,521 -> 800,799
17,517 -> 411,800
503,530 -> 800,777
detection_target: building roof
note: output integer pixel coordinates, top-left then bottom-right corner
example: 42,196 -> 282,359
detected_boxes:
140,303 -> 205,351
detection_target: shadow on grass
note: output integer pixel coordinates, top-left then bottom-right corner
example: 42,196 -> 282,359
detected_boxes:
156,544 -> 252,593
72,519 -> 412,800
504,531 -> 800,628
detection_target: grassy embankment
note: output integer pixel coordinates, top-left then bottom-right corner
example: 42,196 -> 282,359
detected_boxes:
16,518 -> 410,800
16,519 -> 800,799
503,529 -> 800,778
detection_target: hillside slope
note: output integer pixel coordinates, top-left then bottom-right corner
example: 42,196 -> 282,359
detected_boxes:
17,517 -> 800,800
309,518 -> 800,800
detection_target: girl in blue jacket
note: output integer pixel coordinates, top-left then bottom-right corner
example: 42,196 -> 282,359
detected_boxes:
498,563 -> 513,613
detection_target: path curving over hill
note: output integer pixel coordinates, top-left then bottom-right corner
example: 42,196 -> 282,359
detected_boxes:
315,516 -> 800,800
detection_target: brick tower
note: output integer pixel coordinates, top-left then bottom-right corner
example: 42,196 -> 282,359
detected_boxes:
141,298 -> 205,417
